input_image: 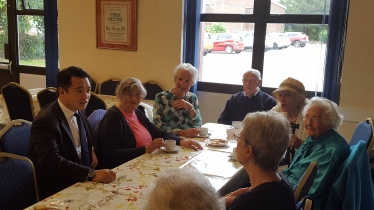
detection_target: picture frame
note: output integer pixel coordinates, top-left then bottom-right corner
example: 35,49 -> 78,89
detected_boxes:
96,0 -> 137,50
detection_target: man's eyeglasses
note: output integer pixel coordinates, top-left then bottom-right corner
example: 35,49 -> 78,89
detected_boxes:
303,116 -> 321,123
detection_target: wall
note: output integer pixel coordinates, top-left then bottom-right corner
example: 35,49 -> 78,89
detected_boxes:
59,0 -> 374,140
58,0 -> 183,89
336,0 -> 374,140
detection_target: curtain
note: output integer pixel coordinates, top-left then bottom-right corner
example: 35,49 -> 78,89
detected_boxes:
44,0 -> 59,87
322,0 -> 350,103
183,0 -> 201,94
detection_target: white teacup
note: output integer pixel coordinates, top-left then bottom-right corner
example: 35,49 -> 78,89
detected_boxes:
165,140 -> 176,150
198,128 -> 208,136
232,147 -> 237,160
232,121 -> 243,129
226,128 -> 240,140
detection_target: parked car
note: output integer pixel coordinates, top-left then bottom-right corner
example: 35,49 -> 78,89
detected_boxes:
268,32 -> 290,49
210,33 -> 245,54
203,33 -> 213,56
240,31 -> 272,51
285,32 -> 309,47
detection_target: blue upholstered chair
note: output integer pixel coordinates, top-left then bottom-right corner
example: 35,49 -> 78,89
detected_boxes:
349,118 -> 374,154
87,109 -> 107,169
90,77 -> 98,93
0,152 -> 39,210
326,141 -> 374,210
99,78 -> 120,95
36,87 -> 57,109
0,119 -> 32,157
85,92 -> 107,117
143,80 -> 164,100
1,82 -> 35,122
294,161 -> 318,203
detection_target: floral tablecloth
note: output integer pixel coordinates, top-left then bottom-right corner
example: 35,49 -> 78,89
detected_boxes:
25,124 -> 241,210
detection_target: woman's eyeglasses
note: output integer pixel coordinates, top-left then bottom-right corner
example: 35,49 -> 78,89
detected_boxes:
234,130 -> 253,151
303,116 -> 321,123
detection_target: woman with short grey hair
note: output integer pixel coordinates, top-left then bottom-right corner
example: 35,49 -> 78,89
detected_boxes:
139,168 -> 225,210
98,77 -> 202,169
173,63 -> 199,85
223,111 -> 295,210
283,96 -> 349,209
115,77 -> 147,99
301,96 -> 343,130
153,63 -> 202,138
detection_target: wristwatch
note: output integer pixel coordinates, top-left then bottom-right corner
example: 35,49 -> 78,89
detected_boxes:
88,169 -> 96,181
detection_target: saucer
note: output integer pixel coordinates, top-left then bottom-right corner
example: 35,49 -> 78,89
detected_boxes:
161,146 -> 181,153
196,133 -> 211,138
207,139 -> 229,147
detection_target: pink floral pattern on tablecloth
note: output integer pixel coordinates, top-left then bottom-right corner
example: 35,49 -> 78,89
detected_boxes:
25,124 -> 241,210
26,148 -> 203,210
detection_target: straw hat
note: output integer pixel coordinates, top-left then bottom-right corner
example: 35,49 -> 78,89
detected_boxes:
272,77 -> 305,98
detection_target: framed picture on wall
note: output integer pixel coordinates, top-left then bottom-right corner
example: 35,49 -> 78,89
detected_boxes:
96,0 -> 137,50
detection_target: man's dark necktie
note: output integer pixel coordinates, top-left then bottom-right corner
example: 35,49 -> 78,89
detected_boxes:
74,112 -> 91,167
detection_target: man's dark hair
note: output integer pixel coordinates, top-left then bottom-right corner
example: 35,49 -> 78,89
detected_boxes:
56,66 -> 91,95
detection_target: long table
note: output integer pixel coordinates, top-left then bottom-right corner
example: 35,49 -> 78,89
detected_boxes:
25,123 -> 242,210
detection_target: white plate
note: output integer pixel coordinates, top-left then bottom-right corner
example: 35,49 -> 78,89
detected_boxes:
160,146 -> 181,153
196,133 -> 211,138
207,139 -> 229,147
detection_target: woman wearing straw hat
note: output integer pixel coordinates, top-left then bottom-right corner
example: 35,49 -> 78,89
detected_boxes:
271,77 -> 310,149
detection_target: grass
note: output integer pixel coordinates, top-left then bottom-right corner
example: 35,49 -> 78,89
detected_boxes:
19,59 -> 46,67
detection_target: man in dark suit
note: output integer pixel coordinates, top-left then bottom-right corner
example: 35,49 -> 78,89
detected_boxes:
29,66 -> 116,199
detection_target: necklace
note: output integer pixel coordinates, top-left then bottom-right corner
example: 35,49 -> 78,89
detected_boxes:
287,114 -> 298,123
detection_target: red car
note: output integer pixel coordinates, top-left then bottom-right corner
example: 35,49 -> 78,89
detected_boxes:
285,32 -> 309,47
211,33 -> 245,54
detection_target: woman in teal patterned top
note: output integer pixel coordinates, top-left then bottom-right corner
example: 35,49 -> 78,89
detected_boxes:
153,63 -> 202,138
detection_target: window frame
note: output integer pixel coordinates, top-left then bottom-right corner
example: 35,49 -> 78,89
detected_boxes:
184,0 -> 344,102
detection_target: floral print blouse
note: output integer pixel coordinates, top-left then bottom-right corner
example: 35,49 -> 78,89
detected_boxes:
153,89 -> 202,134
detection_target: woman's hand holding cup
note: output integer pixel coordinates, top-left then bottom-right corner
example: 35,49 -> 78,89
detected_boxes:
145,138 -> 165,153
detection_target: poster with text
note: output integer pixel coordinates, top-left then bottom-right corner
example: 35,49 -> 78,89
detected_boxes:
96,0 -> 137,50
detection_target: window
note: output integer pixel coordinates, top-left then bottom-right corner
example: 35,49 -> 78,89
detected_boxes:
185,0 -> 346,100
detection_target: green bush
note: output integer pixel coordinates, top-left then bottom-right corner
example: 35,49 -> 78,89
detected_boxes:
205,23 -> 227,34
319,29 -> 328,43
20,34 -> 45,60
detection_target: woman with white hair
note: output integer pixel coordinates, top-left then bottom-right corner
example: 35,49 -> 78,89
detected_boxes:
153,63 -> 202,138
283,96 -> 350,210
98,77 -> 202,169
139,168 -> 225,210
223,111 -> 295,210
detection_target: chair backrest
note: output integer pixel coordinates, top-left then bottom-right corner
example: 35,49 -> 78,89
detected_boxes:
86,92 -> 107,117
36,87 -> 57,109
0,119 -> 32,157
143,80 -> 164,100
0,152 -> 39,209
294,161 -> 318,203
349,118 -> 374,154
326,141 -> 374,210
1,82 -> 35,121
87,109 -> 107,167
296,197 -> 313,210
90,78 -> 98,93
99,78 -> 120,95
